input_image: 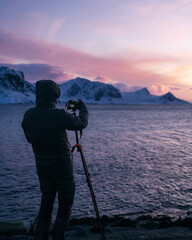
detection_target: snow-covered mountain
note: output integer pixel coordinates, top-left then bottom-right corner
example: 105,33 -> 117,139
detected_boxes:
59,78 -> 190,104
59,77 -> 125,104
121,88 -> 189,104
0,66 -> 190,104
0,67 -> 35,103
159,92 -> 188,104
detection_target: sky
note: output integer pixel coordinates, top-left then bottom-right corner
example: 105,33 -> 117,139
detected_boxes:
0,0 -> 192,101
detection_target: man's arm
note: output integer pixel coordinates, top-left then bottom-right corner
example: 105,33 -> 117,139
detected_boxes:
62,100 -> 89,131
21,118 -> 32,143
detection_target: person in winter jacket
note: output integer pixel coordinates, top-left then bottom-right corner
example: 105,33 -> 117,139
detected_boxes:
22,79 -> 89,240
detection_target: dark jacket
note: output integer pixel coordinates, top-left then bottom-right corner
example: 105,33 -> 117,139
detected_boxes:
22,80 -> 88,173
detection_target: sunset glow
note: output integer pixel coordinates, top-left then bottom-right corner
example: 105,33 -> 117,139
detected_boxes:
1,0 -> 192,101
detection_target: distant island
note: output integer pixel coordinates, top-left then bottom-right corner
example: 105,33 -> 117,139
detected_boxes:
0,66 -> 190,104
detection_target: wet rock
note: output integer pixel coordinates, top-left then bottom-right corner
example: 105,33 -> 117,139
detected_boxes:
90,226 -> 101,233
115,218 -> 137,227
157,220 -> 173,229
69,217 -> 95,226
140,221 -> 159,229
101,215 -> 114,226
173,217 -> 192,228
137,215 -> 153,221
153,215 -> 172,222
69,226 -> 86,237
0,220 -> 27,236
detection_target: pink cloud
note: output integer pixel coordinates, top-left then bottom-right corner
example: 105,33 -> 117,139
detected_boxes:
0,57 -> 17,64
1,29 -> 191,101
0,29 -> 186,88
114,83 -> 142,92
149,83 -> 171,95
94,75 -> 110,83
149,83 -> 182,96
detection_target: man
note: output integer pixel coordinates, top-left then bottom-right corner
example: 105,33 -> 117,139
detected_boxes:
22,80 -> 89,240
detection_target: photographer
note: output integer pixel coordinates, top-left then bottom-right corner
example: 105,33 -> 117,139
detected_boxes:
22,80 -> 89,240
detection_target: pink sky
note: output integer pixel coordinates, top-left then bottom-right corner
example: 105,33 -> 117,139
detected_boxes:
0,0 -> 192,101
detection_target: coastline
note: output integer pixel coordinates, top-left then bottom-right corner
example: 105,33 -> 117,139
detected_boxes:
1,215 -> 192,239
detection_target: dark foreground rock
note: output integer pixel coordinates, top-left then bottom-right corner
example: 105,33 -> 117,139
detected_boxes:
0,226 -> 192,240
0,220 -> 27,236
1,216 -> 192,239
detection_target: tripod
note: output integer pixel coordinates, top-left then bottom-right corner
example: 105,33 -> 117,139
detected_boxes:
72,130 -> 106,240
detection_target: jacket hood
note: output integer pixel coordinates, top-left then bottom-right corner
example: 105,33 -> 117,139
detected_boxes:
36,80 -> 60,107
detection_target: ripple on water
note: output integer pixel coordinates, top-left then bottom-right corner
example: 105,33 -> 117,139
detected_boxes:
0,104 -> 192,225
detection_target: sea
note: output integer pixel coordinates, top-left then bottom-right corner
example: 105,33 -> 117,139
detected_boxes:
0,104 -> 192,226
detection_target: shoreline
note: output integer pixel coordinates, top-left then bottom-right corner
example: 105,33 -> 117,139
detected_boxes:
1,215 -> 192,239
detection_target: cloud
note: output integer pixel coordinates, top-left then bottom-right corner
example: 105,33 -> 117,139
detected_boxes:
0,29 -> 191,101
0,29 -> 190,91
0,29 -> 170,85
0,57 -> 16,64
149,83 -> 171,95
170,87 -> 180,91
61,73 -> 75,81
48,17 -> 65,41
0,63 -> 74,82
114,83 -> 142,92
94,75 -> 110,83
149,83 -> 182,95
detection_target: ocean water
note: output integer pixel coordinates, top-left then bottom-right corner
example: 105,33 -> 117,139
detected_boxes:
0,104 -> 192,225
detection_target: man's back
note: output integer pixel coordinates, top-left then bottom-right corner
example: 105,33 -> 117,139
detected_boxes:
22,105 -> 88,162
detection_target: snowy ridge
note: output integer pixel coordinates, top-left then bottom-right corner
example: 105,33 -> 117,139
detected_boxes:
59,77 -> 125,104
0,66 -> 190,104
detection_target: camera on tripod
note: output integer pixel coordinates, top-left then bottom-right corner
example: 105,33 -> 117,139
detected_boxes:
65,100 -> 80,112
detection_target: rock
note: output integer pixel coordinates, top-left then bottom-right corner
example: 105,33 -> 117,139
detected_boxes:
173,217 -> 192,228
0,220 -> 27,236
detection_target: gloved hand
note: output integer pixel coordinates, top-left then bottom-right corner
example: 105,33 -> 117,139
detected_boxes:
77,99 -> 84,106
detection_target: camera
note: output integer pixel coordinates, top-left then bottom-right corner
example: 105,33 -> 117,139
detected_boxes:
65,100 -> 80,111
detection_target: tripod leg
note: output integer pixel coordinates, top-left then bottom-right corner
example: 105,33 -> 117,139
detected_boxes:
78,144 -> 106,240
25,215 -> 38,240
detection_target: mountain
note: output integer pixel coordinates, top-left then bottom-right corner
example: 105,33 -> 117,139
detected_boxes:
0,66 -> 190,104
0,67 -> 35,103
159,92 -> 189,104
59,78 -> 190,104
122,88 -> 189,104
59,77 -> 125,104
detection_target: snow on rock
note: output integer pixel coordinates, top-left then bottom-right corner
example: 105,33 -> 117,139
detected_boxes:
0,66 -> 35,103
121,88 -> 189,105
59,77 -> 125,104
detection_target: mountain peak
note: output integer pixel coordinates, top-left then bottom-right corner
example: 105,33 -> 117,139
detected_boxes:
159,91 -> 190,104
160,92 -> 175,101
135,87 -> 150,95
73,77 -> 90,83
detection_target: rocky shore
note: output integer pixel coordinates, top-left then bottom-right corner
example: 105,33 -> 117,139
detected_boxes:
1,215 -> 192,240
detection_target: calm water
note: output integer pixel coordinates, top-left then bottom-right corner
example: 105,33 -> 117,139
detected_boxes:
0,104 -> 192,225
